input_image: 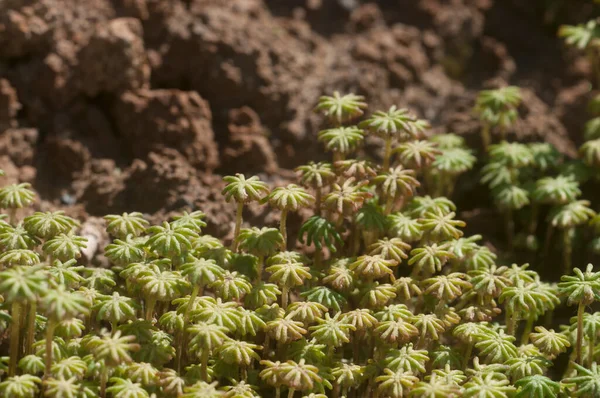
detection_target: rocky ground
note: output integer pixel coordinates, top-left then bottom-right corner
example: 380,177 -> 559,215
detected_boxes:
0,0 -> 597,250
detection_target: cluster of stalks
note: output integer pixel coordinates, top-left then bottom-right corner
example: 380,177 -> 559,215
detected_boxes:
0,89 -> 599,398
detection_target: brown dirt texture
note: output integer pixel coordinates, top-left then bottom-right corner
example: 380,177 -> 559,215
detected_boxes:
0,0 -> 598,240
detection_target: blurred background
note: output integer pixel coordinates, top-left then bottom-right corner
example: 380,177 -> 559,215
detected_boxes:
0,0 -> 598,240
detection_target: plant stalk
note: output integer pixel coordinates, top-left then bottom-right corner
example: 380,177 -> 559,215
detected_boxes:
383,136 -> 393,170
464,343 -> 473,370
232,202 -> 244,252
577,301 -> 585,364
423,167 -> 435,197
363,230 -> 377,249
335,213 -> 344,229
180,285 -> 201,370
315,188 -> 322,216
256,255 -> 265,283
263,335 -> 270,356
277,341 -> 285,359
499,125 -> 506,141
280,209 -> 288,251
343,386 -> 350,398
353,331 -> 362,364
528,203 -> 539,235
521,313 -> 535,346
145,297 -> 157,322
542,223 -> 554,261
9,301 -> 22,377
434,298 -> 446,315
417,333 -> 427,349
314,250 -> 322,269
544,309 -> 553,328
100,369 -> 108,398
351,224 -> 361,256
589,334 -> 596,367
333,383 -> 341,398
25,301 -> 37,356
563,228 -> 573,275
201,349 -> 210,381
444,174 -> 456,198
328,344 -> 335,358
44,319 -> 56,378
481,124 -> 491,150
8,208 -> 17,226
182,286 -> 200,329
506,310 -> 517,337
587,48 -> 600,89
281,286 -> 289,310
384,195 -> 395,216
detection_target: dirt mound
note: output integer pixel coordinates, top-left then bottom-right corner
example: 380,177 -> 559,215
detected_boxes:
0,0 -> 596,235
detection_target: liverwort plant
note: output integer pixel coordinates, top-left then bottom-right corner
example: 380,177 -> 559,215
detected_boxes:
314,91 -> 368,126
559,19 -> 600,87
0,183 -> 36,225
531,174 -> 581,237
295,162 -> 335,216
104,212 -> 149,239
0,374 -> 41,398
264,184 -> 314,250
499,280 -> 545,337
138,267 -> 189,321
529,326 -> 570,360
222,174 -> 270,252
323,178 -> 372,230
558,264 -> 600,364
41,286 -> 90,377
550,200 -> 596,274
23,211 -> 79,240
237,226 -> 283,282
474,86 -> 522,148
298,215 -> 343,268
360,106 -> 427,169
318,126 -> 365,162
429,147 -> 476,197
146,222 -> 197,262
176,256 -> 225,369
4,91 -> 600,397
394,140 -> 440,172
564,362 -> 600,397
0,265 -> 47,376
493,184 -> 530,251
373,166 -> 420,215
87,331 -> 140,397
266,251 -> 311,309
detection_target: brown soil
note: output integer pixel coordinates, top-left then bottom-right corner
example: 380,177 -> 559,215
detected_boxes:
0,0 -> 598,245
